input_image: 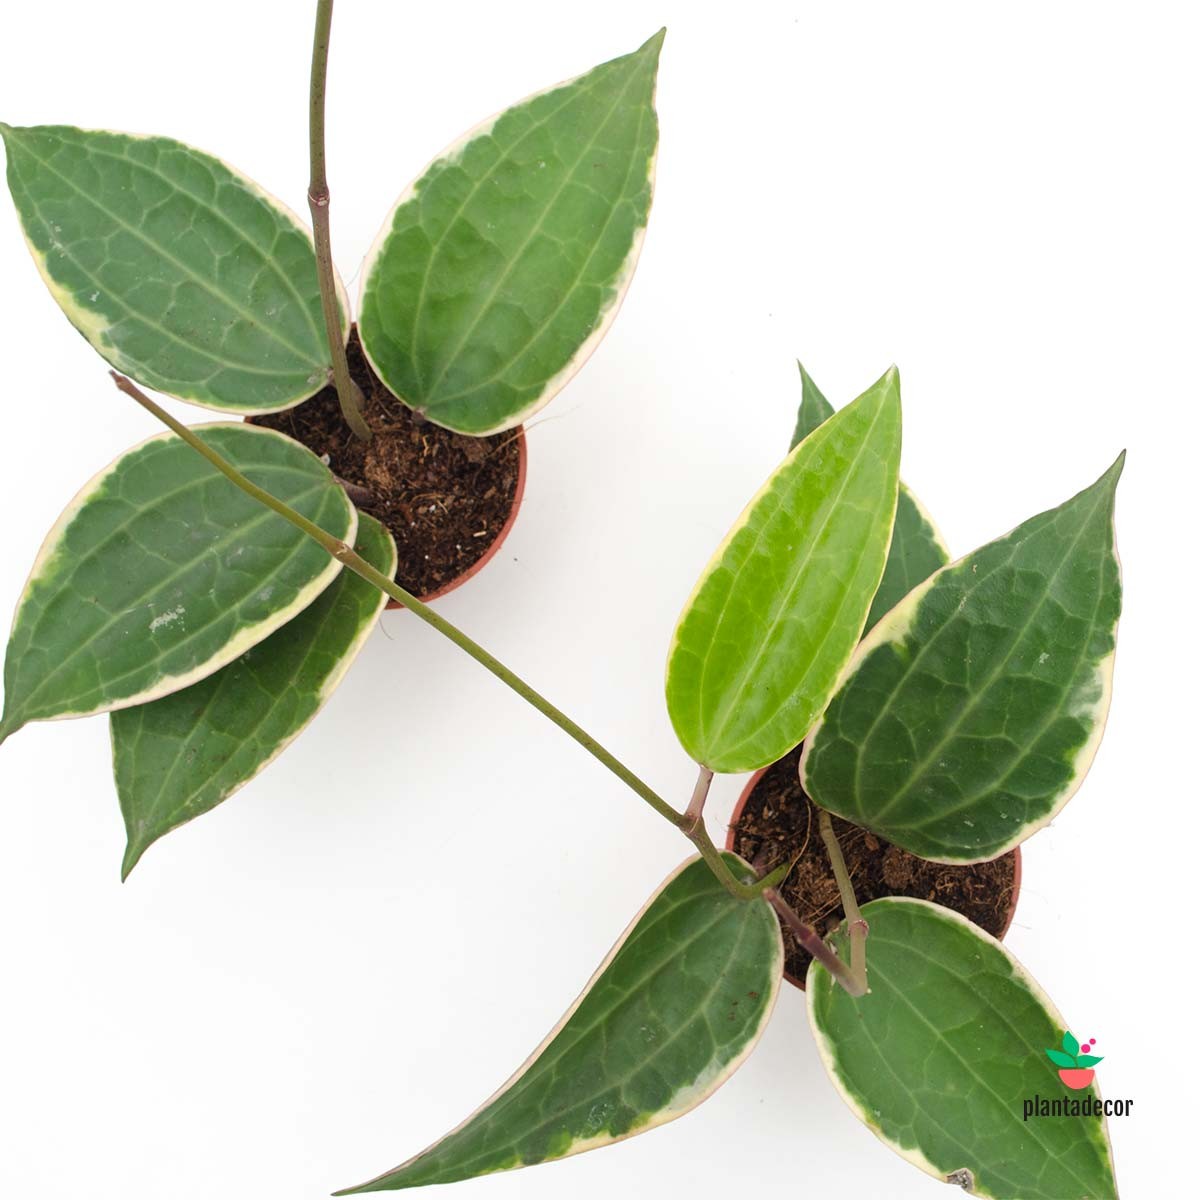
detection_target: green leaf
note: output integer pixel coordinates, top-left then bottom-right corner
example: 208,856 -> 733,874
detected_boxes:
357,31 -> 663,436
1076,1054 -> 1104,1068
801,454 -> 1124,862
809,898 -> 1118,1200
787,365 -> 948,633
866,485 -> 950,634
790,362 -> 835,448
1044,1048 -> 1076,1069
337,854 -> 782,1193
111,514 -> 395,879
1062,1031 -> 1081,1058
0,124 -> 345,413
0,425 -> 355,744
665,369 -> 902,773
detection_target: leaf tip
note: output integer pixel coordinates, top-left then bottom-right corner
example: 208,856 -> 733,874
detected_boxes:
120,842 -> 145,883
638,27 -> 667,62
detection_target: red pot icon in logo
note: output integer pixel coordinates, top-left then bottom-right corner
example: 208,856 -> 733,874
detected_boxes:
1045,1033 -> 1102,1090
1058,1067 -> 1095,1090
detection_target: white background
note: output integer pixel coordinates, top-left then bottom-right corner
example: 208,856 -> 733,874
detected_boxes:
0,1 -> 1193,1196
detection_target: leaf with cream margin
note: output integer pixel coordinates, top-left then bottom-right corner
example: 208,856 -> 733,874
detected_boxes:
790,363 -> 948,633
0,425 -> 355,745
336,854 -> 782,1193
111,514 -> 395,879
665,369 -> 901,774
357,32 -> 663,436
801,454 -> 1123,862
0,124 -> 347,413
808,898 -> 1118,1200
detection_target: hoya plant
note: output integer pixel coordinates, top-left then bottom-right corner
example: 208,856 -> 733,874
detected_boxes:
0,7 -> 1125,1200
81,360 -> 1119,1199
0,3 -> 661,875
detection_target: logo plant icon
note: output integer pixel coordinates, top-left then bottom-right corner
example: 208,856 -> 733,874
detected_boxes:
1045,1032 -> 1103,1090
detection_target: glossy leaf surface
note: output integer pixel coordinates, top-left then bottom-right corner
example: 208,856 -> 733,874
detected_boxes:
666,370 -> 901,773
358,33 -> 662,435
801,456 -> 1123,861
112,514 -> 395,878
338,854 -> 782,1192
809,898 -> 1118,1199
0,425 -> 355,742
0,124 -> 344,412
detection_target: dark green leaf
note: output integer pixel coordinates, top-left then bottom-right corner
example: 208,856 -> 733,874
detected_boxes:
802,455 -> 1124,861
112,514 -> 395,878
0,425 -> 354,744
338,855 -> 782,1192
358,33 -> 662,435
809,898 -> 1118,1200
0,124 -> 344,412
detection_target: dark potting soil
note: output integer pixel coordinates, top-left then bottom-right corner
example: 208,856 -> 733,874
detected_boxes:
729,745 -> 1019,983
250,329 -> 522,600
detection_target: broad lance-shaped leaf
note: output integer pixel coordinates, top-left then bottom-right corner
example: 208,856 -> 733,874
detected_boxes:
665,369 -> 902,774
808,898 -> 1118,1200
357,31 -> 663,436
337,854 -> 782,1193
791,363 -> 949,632
801,454 -> 1123,862
0,124 -> 348,413
0,425 -> 355,744
111,514 -> 395,879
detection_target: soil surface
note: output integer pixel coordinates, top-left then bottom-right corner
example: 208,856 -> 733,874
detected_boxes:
729,746 -> 1019,984
251,329 -> 523,600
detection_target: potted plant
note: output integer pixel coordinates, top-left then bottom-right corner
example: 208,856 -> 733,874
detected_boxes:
97,358 -> 1122,1198
0,6 -> 1126,1198
0,2 -> 661,872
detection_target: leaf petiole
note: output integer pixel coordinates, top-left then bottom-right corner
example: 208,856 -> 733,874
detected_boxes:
818,807 -> 869,993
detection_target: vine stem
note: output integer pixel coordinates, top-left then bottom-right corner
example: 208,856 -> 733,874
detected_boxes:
818,808 -> 869,993
308,0 -> 371,441
109,374 -> 806,913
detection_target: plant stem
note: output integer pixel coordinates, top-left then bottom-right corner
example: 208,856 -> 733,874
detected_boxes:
308,0 -> 371,441
682,766 -> 713,834
818,808 -> 869,993
110,373 -> 785,906
764,888 -> 866,996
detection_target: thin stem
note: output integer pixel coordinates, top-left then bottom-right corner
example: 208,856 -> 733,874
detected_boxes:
818,808 -> 869,993
764,888 -> 867,997
682,765 -> 713,834
308,0 -> 371,441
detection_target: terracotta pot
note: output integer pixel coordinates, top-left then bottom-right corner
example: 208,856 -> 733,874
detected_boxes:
726,764 -> 1023,990
386,424 -> 528,608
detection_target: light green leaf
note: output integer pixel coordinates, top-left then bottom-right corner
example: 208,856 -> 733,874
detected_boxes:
0,425 -> 355,744
357,31 -> 663,436
801,455 -> 1123,862
790,362 -> 835,448
0,124 -> 346,413
665,370 -> 902,774
809,898 -> 1117,1200
788,365 -> 948,632
337,854 -> 782,1193
111,514 -> 395,879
